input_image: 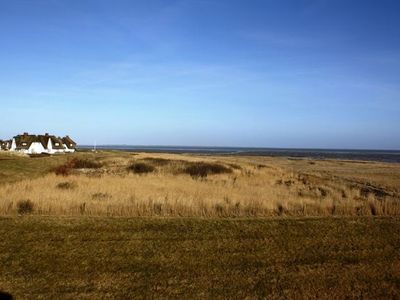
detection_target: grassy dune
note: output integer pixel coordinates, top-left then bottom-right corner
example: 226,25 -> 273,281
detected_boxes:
0,216 -> 399,299
1,151 -> 400,298
0,151 -> 399,217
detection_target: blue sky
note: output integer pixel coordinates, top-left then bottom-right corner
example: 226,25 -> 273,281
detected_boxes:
0,0 -> 399,149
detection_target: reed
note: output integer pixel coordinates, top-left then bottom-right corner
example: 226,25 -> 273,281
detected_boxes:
1,152 -> 399,217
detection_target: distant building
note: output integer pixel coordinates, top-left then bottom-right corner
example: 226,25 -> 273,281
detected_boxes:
62,135 -> 77,153
3,132 -> 77,154
0,140 -> 11,151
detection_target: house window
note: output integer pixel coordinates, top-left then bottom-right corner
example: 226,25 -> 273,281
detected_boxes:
70,144 -> 73,146
22,143 -> 27,146
55,143 -> 59,146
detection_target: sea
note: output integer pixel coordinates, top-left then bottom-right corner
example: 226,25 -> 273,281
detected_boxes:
78,145 -> 400,163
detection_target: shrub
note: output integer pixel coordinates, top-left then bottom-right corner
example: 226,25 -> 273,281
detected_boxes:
141,158 -> 171,166
53,158 -> 102,176
54,164 -> 72,176
70,158 -> 102,169
183,162 -> 232,178
92,193 -> 111,200
56,181 -> 77,190
17,199 -> 34,214
127,162 -> 155,174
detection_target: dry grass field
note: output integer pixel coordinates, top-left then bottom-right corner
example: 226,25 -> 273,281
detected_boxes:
0,151 -> 399,217
1,216 -> 399,299
1,151 -> 400,298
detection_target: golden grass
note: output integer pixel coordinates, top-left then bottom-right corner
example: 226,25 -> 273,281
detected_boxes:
0,151 -> 399,217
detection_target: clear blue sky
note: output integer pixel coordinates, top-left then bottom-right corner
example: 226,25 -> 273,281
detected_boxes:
1,0 -> 399,149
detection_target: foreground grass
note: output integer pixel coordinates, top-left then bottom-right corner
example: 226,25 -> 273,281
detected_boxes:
0,217 -> 399,298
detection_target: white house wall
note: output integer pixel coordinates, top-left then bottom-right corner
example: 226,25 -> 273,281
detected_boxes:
46,139 -> 65,154
28,142 -> 46,154
46,139 -> 59,154
63,144 -> 75,153
53,149 -> 65,153
47,138 -> 52,153
10,139 -> 17,151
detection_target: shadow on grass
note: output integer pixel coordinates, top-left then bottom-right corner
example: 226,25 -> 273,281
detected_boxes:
0,291 -> 13,300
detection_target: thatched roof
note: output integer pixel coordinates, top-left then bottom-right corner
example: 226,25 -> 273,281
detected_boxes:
13,133 -> 39,150
62,135 -> 77,149
1,140 -> 12,150
13,133 -> 67,150
2,140 -> 11,150
37,134 -> 65,150
50,136 -> 65,150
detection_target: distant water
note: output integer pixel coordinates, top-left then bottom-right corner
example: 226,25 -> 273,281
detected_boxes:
79,145 -> 400,163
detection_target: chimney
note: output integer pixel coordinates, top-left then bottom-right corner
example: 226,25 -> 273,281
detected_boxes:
23,132 -> 28,135
45,133 -> 49,136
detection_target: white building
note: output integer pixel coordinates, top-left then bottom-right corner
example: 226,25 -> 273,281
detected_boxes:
62,135 -> 77,153
9,133 -> 77,155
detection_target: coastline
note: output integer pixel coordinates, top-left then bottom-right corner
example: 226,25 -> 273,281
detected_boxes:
78,145 -> 400,163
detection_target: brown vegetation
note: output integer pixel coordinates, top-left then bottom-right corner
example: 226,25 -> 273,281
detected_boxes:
127,162 -> 155,174
182,162 -> 232,178
1,217 -> 399,298
1,151 -> 400,298
53,158 -> 103,176
16,199 -> 34,214
56,181 -> 77,190
0,151 -> 399,217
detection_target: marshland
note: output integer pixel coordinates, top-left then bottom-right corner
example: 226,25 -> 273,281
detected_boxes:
1,151 -> 400,298
1,151 -> 399,217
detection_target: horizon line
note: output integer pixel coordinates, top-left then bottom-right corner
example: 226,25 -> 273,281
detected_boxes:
78,144 -> 400,152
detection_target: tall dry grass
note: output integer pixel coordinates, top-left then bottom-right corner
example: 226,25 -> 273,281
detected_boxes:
0,153 -> 399,217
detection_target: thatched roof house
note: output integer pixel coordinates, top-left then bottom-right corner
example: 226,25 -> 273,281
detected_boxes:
62,135 -> 77,152
0,140 -> 11,150
39,134 -> 65,152
12,133 -> 39,151
9,132 -> 77,154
